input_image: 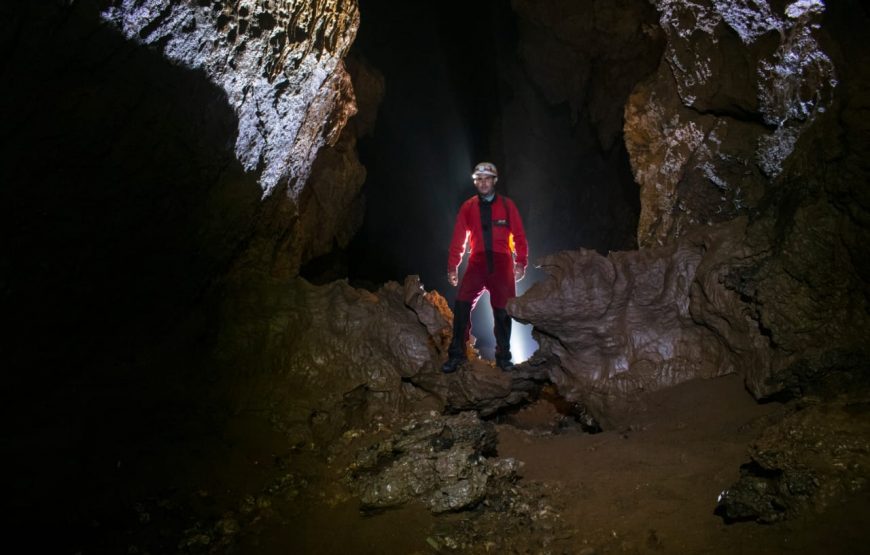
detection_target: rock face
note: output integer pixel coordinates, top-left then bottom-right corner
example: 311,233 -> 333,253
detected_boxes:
508,227 -> 748,423
625,0 -> 836,247
99,0 -> 381,279
102,0 -> 360,198
510,0 -> 870,428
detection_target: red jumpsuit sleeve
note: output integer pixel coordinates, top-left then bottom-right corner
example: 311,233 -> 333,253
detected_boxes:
447,202 -> 470,272
509,199 -> 528,268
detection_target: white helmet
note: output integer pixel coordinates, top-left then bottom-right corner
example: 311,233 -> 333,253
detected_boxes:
472,162 -> 498,178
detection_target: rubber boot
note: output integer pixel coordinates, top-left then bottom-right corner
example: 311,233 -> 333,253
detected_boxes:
493,307 -> 514,371
443,300 -> 472,373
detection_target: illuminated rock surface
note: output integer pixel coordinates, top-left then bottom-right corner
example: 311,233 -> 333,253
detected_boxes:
102,0 -> 361,197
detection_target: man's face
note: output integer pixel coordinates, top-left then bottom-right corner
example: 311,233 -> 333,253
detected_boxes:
473,175 -> 496,196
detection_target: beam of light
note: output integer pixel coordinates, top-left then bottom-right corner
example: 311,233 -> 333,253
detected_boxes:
510,269 -> 540,364
510,320 -> 538,364
465,266 -> 541,364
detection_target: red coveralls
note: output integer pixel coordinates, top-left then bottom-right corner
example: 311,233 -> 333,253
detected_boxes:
447,193 -> 528,362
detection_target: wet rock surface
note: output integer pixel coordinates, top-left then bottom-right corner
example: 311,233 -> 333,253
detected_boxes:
429,359 -> 549,418
214,273 -> 559,440
508,228 -> 747,424
102,0 -> 360,197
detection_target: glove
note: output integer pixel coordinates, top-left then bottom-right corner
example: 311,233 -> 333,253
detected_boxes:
514,264 -> 525,282
447,270 -> 458,287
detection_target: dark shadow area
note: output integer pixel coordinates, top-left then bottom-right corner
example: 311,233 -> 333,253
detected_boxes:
1,3 -> 262,550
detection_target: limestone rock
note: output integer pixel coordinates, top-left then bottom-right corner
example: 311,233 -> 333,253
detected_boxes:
297,56 -> 384,263
508,231 -> 749,424
626,0 -> 836,247
624,64 -> 768,247
439,359 -> 549,418
509,207 -> 868,422
279,57 -> 386,274
101,0 -> 360,198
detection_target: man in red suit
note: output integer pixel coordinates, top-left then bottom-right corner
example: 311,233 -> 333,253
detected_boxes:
442,161 -> 528,373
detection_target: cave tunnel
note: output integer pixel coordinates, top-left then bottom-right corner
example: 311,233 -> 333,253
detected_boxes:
306,0 -> 647,359
321,0 -> 643,288
3,1 -> 870,553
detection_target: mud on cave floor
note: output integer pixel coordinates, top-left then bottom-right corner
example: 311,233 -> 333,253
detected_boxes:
113,374 -> 869,554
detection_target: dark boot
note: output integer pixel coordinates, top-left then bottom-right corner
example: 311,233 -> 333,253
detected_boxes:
443,300 -> 472,373
493,307 -> 514,371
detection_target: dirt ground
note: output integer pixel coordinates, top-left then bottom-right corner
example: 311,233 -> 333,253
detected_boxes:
495,374 -> 870,554
76,374 -> 870,554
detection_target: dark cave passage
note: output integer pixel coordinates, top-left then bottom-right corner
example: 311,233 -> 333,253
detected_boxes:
303,0 -> 643,296
300,0 -> 650,358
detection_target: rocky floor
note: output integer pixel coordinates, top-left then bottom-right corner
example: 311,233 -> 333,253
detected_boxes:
61,373 -> 870,554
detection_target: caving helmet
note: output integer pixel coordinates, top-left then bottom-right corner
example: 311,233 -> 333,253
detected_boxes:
472,162 -> 498,179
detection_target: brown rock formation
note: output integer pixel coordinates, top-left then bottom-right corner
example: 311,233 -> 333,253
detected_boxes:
508,221 -> 761,423
212,275 -> 451,444
510,0 -> 870,428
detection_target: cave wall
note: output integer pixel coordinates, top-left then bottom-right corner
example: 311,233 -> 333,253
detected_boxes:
2,0 -> 373,383
510,0 -> 870,421
1,0 -> 380,528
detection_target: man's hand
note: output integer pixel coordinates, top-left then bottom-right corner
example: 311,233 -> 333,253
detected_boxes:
514,264 -> 525,282
447,270 -> 458,287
